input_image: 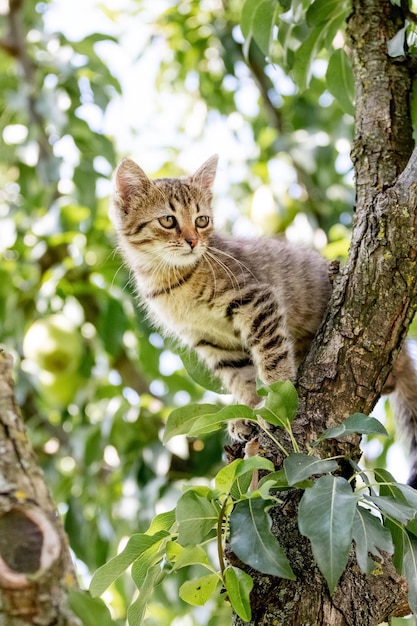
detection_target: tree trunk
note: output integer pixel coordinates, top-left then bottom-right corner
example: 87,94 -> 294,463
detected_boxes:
232,0 -> 417,624
0,352 -> 80,626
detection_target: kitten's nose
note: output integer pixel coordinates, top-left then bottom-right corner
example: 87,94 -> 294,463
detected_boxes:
185,237 -> 198,250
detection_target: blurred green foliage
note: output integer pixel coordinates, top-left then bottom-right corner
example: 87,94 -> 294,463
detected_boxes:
0,0 -> 410,623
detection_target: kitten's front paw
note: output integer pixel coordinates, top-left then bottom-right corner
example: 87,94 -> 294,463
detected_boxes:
228,419 -> 259,442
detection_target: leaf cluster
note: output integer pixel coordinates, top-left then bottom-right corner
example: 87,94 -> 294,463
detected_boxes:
84,382 -> 417,623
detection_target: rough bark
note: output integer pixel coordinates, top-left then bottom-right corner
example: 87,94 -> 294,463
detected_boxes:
232,0 -> 417,624
0,352 -> 80,626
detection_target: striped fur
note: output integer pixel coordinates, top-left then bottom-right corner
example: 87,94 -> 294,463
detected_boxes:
111,156 -> 417,486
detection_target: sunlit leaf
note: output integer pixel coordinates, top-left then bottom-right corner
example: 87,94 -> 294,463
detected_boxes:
176,490 -> 219,546
224,566 -> 253,622
178,347 -> 224,393
163,404 -> 220,443
189,404 -> 256,437
68,590 -> 117,626
326,49 -> 355,116
179,574 -> 220,606
215,457 -> 274,494
90,531 -> 169,596
306,0 -> 349,26
261,380 -> 299,427
128,564 -> 163,626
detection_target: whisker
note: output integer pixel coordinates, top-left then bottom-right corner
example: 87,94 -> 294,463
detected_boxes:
204,249 -> 241,292
208,246 -> 259,282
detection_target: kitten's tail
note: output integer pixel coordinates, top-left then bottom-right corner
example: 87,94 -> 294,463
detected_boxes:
388,340 -> 417,488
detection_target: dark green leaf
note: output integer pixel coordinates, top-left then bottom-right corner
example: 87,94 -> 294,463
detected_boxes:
229,498 -> 295,579
352,507 -> 394,574
374,468 -> 417,509
299,475 -> 358,593
318,413 -> 388,442
284,453 -> 339,485
364,495 -> 416,525
403,532 -> 417,614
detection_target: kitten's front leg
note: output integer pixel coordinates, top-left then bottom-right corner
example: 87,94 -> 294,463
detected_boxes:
193,343 -> 260,441
227,286 -> 296,386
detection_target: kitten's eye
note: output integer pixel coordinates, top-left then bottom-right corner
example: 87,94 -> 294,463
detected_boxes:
195,215 -> 210,228
158,215 -> 177,229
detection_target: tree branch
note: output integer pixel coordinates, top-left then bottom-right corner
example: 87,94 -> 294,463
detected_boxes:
0,351 -> 80,625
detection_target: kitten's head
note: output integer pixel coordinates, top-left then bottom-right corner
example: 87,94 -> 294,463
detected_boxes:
111,155 -> 218,268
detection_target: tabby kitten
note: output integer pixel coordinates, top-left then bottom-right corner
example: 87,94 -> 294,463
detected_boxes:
111,155 -> 417,487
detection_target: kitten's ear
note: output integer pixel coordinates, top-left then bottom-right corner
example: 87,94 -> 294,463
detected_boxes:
191,154 -> 218,189
115,159 -> 152,209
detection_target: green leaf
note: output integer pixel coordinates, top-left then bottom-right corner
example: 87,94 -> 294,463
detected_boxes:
229,498 -> 295,579
163,404 -> 220,443
224,566 -> 253,622
326,49 -> 355,116
146,509 -> 176,535
258,469 -> 289,489
189,404 -> 256,437
89,530 -> 169,596
178,347 -> 224,393
262,380 -> 299,426
215,457 -> 274,494
298,475 -> 358,593
293,8 -> 347,91
317,413 -> 388,442
179,573 -> 219,606
364,495 -> 417,525
252,0 -> 279,57
387,517 -> 406,571
374,468 -> 417,509
403,532 -> 417,614
306,0 -> 348,26
292,26 -> 325,91
352,507 -> 394,574
128,564 -> 163,626
176,490 -> 219,546
172,545 -> 210,570
284,453 -> 339,486
241,0 -> 281,58
68,590 -> 117,626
